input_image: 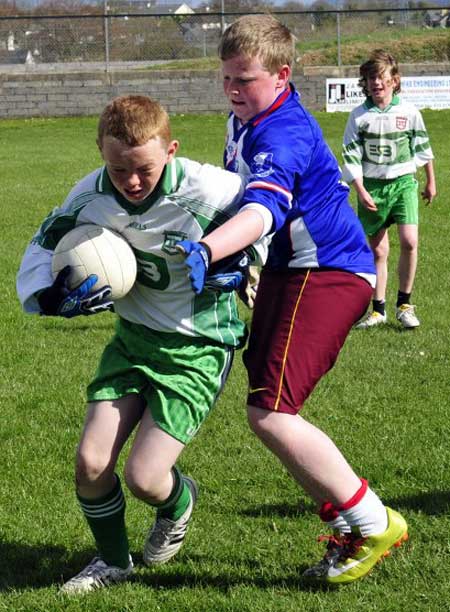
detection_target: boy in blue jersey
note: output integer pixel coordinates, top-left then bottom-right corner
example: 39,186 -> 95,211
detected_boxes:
343,50 -> 436,329
177,15 -> 408,585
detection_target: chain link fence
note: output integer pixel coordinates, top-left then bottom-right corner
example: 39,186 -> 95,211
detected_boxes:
0,7 -> 449,69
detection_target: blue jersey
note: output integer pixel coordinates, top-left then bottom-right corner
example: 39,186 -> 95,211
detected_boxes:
224,84 -> 375,278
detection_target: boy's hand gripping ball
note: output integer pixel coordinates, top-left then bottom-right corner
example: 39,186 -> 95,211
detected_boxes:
39,224 -> 137,317
38,266 -> 113,318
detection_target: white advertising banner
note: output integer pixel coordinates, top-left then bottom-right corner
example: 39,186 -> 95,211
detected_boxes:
326,76 -> 450,112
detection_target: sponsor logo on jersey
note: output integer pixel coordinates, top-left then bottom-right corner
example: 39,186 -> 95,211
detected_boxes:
162,230 -> 188,255
365,140 -> 396,163
396,116 -> 408,130
225,143 -> 239,172
127,221 -> 148,230
250,152 -> 274,177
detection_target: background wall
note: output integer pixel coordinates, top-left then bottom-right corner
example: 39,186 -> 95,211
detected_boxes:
1,62 -> 449,119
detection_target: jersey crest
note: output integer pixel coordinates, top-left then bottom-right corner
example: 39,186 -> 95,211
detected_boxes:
162,230 -> 188,255
250,152 -> 274,178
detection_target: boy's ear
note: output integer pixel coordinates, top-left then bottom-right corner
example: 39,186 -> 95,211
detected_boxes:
96,138 -> 104,157
167,139 -> 179,161
277,64 -> 291,87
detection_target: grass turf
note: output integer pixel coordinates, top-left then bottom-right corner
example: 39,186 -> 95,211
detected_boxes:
0,109 -> 449,611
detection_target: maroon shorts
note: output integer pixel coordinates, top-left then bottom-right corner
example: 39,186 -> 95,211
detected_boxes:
244,268 -> 372,414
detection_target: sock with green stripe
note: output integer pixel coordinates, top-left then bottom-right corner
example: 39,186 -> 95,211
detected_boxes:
155,465 -> 191,521
77,474 -> 130,569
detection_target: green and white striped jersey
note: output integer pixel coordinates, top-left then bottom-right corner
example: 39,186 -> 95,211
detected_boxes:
17,157 -> 267,348
342,95 -> 433,183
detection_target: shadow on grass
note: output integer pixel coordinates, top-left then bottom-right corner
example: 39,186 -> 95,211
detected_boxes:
353,321 -> 416,333
135,554 -> 336,593
0,540 -> 333,594
0,542 -> 95,591
6,488 -> 442,593
386,490 -> 450,515
241,491 -> 450,519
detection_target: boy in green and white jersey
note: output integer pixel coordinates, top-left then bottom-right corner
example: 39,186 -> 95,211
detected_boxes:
16,95 -> 266,594
342,49 -> 436,329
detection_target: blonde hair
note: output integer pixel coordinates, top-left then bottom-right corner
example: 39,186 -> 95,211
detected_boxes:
218,15 -> 295,74
359,49 -> 401,97
97,95 -> 171,147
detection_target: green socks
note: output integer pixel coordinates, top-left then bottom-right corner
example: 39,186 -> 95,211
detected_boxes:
77,467 -> 191,569
77,475 -> 130,569
155,465 -> 191,521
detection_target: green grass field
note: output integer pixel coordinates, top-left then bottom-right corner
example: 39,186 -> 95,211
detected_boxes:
0,109 -> 449,612
146,25 -> 450,69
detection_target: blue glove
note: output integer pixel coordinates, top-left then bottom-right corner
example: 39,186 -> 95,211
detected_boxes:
37,266 -> 113,318
177,240 -> 249,295
176,240 -> 211,294
205,251 -> 249,293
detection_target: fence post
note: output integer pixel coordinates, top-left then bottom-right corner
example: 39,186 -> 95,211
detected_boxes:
104,0 -> 110,73
336,10 -> 341,67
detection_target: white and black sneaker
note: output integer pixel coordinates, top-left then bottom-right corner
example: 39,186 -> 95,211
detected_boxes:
143,476 -> 198,565
396,304 -> 420,328
60,556 -> 133,594
354,311 -> 387,329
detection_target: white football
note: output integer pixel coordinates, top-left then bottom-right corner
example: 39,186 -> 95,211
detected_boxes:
51,224 -> 137,300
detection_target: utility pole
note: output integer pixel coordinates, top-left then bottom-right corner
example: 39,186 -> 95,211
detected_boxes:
220,0 -> 225,33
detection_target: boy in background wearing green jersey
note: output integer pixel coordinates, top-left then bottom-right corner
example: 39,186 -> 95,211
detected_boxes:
16,95 -> 265,594
342,49 -> 436,329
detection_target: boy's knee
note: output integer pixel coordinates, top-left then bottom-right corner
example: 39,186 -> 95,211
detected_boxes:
123,461 -> 165,501
400,239 -> 418,252
373,243 -> 389,260
75,449 -> 113,488
124,468 -> 146,500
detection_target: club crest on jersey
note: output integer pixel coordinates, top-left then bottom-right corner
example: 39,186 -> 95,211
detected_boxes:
396,116 -> 408,130
250,152 -> 274,177
162,230 -> 188,255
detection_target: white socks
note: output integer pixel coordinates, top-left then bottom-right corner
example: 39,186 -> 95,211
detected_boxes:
322,479 -> 388,537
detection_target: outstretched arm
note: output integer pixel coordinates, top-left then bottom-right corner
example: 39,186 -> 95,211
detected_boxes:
202,208 -> 266,263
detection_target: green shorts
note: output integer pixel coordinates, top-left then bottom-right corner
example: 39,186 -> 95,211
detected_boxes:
358,174 -> 418,237
87,318 -> 233,444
